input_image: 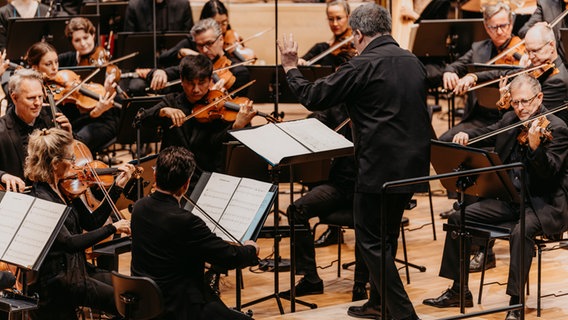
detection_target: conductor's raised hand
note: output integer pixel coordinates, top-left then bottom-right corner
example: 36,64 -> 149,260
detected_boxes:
159,107 -> 187,127
278,33 -> 299,73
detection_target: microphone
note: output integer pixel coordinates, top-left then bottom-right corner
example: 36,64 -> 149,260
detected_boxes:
0,271 -> 16,290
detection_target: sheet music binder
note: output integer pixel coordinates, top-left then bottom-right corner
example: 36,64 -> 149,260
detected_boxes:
228,118 -> 354,167
184,172 -> 277,242
0,191 -> 70,271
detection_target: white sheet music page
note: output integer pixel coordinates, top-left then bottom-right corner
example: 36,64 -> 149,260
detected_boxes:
3,198 -> 67,269
229,123 -> 310,166
277,118 -> 353,153
192,173 -> 239,235
0,192 -> 35,258
218,178 -> 272,242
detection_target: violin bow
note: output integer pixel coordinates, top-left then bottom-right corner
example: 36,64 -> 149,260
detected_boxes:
306,35 -> 354,67
54,68 -> 101,106
224,27 -> 274,52
466,63 -> 553,93
169,80 -> 257,129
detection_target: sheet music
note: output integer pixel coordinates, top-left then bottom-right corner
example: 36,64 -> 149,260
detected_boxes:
277,118 -> 353,152
3,198 -> 67,269
229,123 -> 310,166
192,173 -> 240,232
0,192 -> 35,257
218,178 -> 272,241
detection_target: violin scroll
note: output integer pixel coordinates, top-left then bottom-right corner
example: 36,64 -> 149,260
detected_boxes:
517,116 -> 553,147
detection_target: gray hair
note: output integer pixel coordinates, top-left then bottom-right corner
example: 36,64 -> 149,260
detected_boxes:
9,68 -> 43,96
509,73 -> 541,96
190,18 -> 222,39
526,23 -> 555,45
349,3 -> 391,37
482,2 -> 512,22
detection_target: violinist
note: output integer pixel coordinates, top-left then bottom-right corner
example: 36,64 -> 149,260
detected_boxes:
423,74 -> 568,320
28,41 -> 118,154
131,146 -> 259,320
58,17 -> 109,68
24,127 -> 135,319
0,69 -> 71,193
142,54 -> 256,185
297,0 -> 355,68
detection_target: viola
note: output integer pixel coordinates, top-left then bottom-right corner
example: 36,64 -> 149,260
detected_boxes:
517,116 -> 553,146
79,46 -> 111,67
212,55 -> 236,90
494,36 -> 526,65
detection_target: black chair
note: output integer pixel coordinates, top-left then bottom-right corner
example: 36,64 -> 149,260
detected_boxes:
111,271 -> 164,320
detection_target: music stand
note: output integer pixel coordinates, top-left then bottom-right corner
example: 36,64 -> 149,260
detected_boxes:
114,32 -> 188,70
116,96 -> 163,146
429,140 -> 523,317
6,16 -> 100,62
246,65 -> 333,104
59,65 -> 107,84
81,1 -> 128,34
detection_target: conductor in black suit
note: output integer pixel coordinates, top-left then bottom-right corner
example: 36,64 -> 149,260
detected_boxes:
279,3 -> 430,320
130,146 -> 260,320
423,74 -> 568,320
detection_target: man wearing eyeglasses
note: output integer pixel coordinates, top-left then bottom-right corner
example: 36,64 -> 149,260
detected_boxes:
423,74 -> 568,320
0,68 -> 71,192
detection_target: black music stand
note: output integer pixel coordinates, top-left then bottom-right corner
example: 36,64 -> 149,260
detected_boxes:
81,1 -> 128,34
117,96 -> 163,147
246,65 -> 333,104
58,65 -> 107,84
429,140 -> 523,317
114,32 -> 188,70
6,15 -> 100,62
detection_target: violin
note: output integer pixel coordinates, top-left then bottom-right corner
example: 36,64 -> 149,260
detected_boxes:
493,36 -> 526,65
191,89 -> 276,123
517,116 -> 553,146
495,63 -> 558,110
79,46 -> 111,67
46,69 -> 121,112
223,29 -> 256,62
530,62 -> 559,80
329,28 -> 356,58
212,55 -> 236,90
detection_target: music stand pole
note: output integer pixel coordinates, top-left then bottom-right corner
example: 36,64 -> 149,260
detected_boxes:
132,108 -> 144,200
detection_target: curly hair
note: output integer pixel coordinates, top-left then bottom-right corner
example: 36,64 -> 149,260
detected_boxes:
25,128 -> 74,185
64,17 -> 96,39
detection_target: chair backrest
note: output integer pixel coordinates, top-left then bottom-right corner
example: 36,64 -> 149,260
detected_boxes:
111,271 -> 164,320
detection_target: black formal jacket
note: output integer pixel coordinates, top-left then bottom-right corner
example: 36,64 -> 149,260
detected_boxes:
130,191 -> 258,320
463,108 -> 568,236
0,107 -> 53,181
124,0 -> 193,32
286,35 -> 431,194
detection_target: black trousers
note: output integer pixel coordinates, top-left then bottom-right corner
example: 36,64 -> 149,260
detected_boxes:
354,192 -> 415,320
439,198 -> 542,296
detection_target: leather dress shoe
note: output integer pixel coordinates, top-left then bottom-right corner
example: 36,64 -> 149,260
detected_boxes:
505,310 -> 520,320
352,284 -> 368,301
347,301 -> 381,319
469,251 -> 496,273
280,277 -> 323,297
423,288 -> 473,308
439,208 -> 457,219
314,227 -> 343,248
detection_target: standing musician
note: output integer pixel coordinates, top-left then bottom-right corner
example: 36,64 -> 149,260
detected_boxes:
0,69 -> 71,192
297,0 -> 355,68
131,146 -> 259,320
141,54 -> 256,185
27,41 -> 118,154
279,3 -> 430,320
24,127 -> 134,319
423,74 -> 568,320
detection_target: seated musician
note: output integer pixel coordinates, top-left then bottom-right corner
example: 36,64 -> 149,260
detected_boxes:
0,68 -> 71,192
130,146 -> 260,320
423,74 -> 568,320
297,0 -> 355,68
142,54 -> 256,185
24,127 -> 134,319
27,41 -> 118,154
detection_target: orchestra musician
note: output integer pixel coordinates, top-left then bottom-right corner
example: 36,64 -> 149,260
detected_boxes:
297,0 -> 355,68
423,74 -> 568,320
141,54 -> 256,185
0,69 -> 71,192
279,4 -> 430,319
0,0 -> 53,50
130,146 -> 259,320
27,41 -> 118,154
24,127 -> 134,319
123,0 -> 194,33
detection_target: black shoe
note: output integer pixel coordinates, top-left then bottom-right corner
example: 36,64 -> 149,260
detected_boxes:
352,284 -> 368,301
423,288 -> 473,308
439,208 -> 457,219
347,301 -> 380,319
281,277 -> 323,297
314,227 -> 343,248
469,251 -> 496,273
505,310 -> 520,320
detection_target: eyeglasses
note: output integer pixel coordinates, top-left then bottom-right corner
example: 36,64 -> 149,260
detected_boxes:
510,93 -> 539,107
196,35 -> 221,50
486,23 -> 510,32
62,154 -> 76,163
526,41 -> 552,55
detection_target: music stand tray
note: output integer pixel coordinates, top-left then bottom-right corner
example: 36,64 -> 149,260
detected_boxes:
410,19 -> 486,58
116,96 -> 163,145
